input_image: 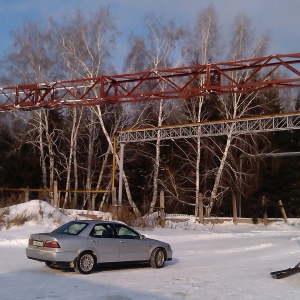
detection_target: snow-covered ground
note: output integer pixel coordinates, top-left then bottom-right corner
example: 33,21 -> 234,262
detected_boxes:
1,200 -> 300,300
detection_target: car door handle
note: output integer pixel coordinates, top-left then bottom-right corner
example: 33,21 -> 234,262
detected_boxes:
120,240 -> 126,243
91,239 -> 98,243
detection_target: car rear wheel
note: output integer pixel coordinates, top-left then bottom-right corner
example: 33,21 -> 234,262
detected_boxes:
45,262 -> 55,269
150,248 -> 165,268
74,252 -> 96,274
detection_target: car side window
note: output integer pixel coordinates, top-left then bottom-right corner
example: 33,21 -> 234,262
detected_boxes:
114,224 -> 139,239
90,224 -> 113,238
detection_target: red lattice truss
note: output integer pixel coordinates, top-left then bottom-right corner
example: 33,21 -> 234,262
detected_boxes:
1,53 -> 300,112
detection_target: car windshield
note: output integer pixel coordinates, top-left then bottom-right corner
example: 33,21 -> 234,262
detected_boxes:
52,221 -> 88,235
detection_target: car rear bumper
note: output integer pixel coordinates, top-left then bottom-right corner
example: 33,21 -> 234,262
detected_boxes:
26,247 -> 78,263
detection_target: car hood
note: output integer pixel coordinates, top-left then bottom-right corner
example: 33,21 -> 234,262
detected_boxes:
145,237 -> 170,247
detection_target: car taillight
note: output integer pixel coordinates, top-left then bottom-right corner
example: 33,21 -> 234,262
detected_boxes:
28,238 -> 33,246
43,241 -> 60,248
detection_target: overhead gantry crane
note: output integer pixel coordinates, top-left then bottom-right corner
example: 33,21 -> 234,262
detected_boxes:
2,52 -> 300,205
1,52 -> 300,112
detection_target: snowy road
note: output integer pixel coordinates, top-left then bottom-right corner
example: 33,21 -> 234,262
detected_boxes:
1,223 -> 300,300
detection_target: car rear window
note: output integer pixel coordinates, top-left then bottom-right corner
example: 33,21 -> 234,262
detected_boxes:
52,221 -> 88,235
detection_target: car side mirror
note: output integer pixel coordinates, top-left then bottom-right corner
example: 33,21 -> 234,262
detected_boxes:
140,234 -> 146,240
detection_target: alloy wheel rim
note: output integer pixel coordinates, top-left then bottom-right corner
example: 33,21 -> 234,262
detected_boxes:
157,251 -> 164,266
80,254 -> 94,272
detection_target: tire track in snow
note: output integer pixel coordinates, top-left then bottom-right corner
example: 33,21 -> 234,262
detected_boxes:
213,243 -> 273,254
181,243 -> 274,259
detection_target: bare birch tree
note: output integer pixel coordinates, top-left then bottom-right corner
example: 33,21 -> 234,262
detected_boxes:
2,21 -> 61,198
54,7 -> 139,211
124,15 -> 185,214
147,16 -> 186,214
58,108 -> 83,208
52,8 -> 113,208
184,5 -> 220,216
203,14 -> 270,216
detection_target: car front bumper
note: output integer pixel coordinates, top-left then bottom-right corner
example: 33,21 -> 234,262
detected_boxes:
167,249 -> 173,261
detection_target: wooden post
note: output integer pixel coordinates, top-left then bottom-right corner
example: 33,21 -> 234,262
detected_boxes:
232,193 -> 238,225
91,196 -> 95,212
160,190 -> 165,228
262,196 -> 267,225
58,191 -> 61,208
278,200 -> 288,223
72,195 -> 76,210
112,187 -> 117,220
199,193 -> 204,224
53,180 -> 58,207
25,188 -> 29,202
238,156 -> 243,217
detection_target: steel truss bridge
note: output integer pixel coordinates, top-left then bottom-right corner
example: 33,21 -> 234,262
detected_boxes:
114,112 -> 300,205
116,112 -> 300,143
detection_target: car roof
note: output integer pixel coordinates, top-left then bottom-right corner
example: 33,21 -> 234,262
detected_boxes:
73,220 -> 126,225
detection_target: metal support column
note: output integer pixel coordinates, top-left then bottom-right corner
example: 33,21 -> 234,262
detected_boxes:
118,143 -> 125,206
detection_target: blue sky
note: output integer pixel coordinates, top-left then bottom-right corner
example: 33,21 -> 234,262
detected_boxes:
0,0 -> 299,72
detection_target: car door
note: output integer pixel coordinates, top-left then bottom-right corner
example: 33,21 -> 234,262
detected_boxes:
87,224 -> 120,263
113,224 -> 150,262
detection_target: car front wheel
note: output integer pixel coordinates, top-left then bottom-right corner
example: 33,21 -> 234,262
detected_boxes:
74,252 -> 96,274
150,248 -> 165,268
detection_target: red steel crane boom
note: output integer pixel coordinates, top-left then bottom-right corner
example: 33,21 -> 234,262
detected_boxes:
1,52 -> 300,112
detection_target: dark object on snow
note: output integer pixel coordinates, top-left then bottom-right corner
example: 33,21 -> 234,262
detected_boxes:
270,262 -> 300,279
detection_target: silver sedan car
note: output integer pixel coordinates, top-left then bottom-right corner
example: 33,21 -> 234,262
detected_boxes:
26,220 -> 172,274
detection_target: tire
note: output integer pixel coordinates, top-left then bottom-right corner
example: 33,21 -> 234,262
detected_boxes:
74,252 -> 96,274
45,262 -> 56,269
150,248 -> 165,268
